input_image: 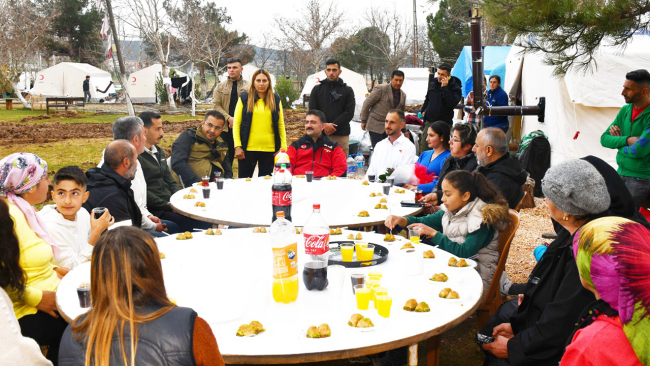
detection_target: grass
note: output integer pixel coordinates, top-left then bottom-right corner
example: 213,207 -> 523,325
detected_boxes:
0,106 -> 209,124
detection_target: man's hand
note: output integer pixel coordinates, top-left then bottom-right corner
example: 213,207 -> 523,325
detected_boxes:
235,146 -> 245,160
36,290 -> 59,318
402,184 -> 416,190
228,116 -> 234,129
492,323 -> 514,339
407,223 -> 437,238
441,77 -> 449,87
421,193 -> 438,205
609,125 -> 622,136
627,136 -> 640,145
148,215 -> 161,224
323,123 -> 337,135
482,336 -> 509,359
54,267 -> 70,279
155,222 -> 168,233
361,122 -> 367,131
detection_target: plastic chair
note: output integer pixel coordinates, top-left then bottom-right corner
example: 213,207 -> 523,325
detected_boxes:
477,209 -> 520,330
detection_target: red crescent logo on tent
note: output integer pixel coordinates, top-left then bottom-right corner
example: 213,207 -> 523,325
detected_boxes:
40,75 -> 44,80
132,77 -> 136,82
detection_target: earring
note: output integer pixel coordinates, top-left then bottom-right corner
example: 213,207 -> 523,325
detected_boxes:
563,215 -> 569,221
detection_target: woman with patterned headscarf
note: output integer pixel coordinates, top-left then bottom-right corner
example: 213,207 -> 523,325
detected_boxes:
0,153 -> 69,365
561,216 -> 649,366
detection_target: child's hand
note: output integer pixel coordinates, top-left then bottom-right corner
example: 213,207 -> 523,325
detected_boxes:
91,208 -> 114,233
407,223 -> 437,238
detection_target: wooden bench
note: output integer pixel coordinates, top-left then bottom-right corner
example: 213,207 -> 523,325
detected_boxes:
46,97 -> 85,114
4,98 -> 15,110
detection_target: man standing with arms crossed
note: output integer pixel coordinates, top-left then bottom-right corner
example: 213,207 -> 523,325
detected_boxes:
213,57 -> 250,167
360,70 -> 407,148
308,59 -> 356,156
601,69 -> 650,210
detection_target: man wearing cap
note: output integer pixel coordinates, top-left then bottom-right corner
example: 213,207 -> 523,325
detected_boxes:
213,57 -> 250,167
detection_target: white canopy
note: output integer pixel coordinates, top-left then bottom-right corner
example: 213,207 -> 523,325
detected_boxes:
505,33 -> 650,167
30,63 -> 115,102
398,67 -> 430,105
128,64 -> 187,103
220,63 -> 276,87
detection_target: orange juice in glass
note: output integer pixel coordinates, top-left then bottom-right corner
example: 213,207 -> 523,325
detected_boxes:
376,295 -> 393,318
354,242 -> 367,261
359,244 -> 375,261
340,243 -> 354,262
373,287 -> 388,309
355,285 -> 371,310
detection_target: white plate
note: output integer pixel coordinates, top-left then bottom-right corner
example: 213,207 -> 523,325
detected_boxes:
445,258 -> 478,269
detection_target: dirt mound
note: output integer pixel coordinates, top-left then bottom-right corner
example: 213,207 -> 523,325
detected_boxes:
284,110 -> 306,141
20,111 -> 84,123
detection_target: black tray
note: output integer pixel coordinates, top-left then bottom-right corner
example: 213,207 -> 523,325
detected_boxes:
328,241 -> 389,268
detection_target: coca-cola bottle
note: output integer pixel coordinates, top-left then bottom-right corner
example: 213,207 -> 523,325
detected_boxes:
302,204 -> 330,291
272,166 -> 292,222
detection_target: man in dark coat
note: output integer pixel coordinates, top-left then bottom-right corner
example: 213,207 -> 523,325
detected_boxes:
420,63 -> 462,151
308,58 -> 356,156
474,128 -> 527,209
83,75 -> 91,103
83,140 -> 142,227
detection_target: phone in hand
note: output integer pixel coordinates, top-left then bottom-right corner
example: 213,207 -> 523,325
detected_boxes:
401,200 -> 424,208
475,333 -> 495,345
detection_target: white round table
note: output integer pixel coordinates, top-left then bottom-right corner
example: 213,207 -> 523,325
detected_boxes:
169,177 -> 423,228
56,229 -> 483,364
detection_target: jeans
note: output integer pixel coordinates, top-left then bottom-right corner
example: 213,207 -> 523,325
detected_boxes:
479,299 -> 518,366
146,219 -> 181,237
152,210 -> 213,232
84,90 -> 91,103
369,131 -> 386,148
621,175 -> 650,210
18,310 -> 69,366
221,129 -> 235,166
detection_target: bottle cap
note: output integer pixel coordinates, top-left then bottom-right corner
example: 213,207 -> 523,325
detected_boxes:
280,169 -> 285,173
281,164 -> 286,169
313,204 -> 320,209
276,211 -> 285,218
280,148 -> 286,152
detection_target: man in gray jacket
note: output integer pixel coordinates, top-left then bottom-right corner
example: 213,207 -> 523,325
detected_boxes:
360,70 -> 406,147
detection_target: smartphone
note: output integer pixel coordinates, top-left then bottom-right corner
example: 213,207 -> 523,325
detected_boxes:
401,200 -> 424,208
475,333 -> 495,345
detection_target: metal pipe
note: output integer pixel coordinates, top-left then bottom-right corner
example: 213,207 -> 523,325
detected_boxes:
470,9 -> 484,111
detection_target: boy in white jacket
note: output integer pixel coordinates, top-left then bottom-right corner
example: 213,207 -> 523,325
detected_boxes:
39,166 -> 113,268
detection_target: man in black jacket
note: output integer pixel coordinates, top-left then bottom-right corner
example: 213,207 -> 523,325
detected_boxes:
83,140 -> 142,227
308,59 -> 356,156
474,128 -> 527,209
420,64 -> 462,151
83,75 -> 91,103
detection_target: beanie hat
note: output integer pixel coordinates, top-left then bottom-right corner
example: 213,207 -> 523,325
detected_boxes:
542,159 -> 610,216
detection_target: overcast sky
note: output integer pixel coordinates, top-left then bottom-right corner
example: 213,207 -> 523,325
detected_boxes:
223,0 -> 438,45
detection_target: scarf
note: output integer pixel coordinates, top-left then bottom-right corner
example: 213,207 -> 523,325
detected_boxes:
0,153 -> 60,261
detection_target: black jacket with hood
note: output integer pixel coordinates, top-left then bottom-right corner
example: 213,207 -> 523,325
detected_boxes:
421,76 -> 462,124
308,78 -> 356,136
82,164 -> 142,228
477,154 -> 527,209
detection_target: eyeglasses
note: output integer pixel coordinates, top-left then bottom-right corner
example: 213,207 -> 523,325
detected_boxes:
205,122 -> 223,131
227,57 -> 242,64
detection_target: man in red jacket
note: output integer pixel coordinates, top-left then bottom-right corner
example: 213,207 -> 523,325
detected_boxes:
287,110 -> 347,178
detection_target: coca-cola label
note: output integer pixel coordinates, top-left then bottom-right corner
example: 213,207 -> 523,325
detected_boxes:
272,190 -> 292,206
303,233 -> 330,255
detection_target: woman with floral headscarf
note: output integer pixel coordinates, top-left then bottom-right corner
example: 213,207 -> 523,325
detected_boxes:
561,216 -> 649,366
0,153 -> 69,365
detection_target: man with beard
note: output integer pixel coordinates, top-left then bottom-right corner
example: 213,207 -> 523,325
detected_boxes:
366,109 -> 417,178
83,140 -> 142,227
420,64 -> 462,151
601,69 -> 650,210
287,109 -> 347,178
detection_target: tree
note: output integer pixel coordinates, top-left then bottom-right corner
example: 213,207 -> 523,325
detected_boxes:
47,0 -> 104,65
253,34 -> 276,69
0,0 -> 50,108
483,0 -> 650,75
276,0 -> 345,72
364,7 -> 413,73
426,0 -> 472,64
275,77 -> 299,109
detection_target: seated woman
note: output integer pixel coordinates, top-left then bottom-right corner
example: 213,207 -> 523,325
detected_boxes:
386,170 -> 509,295
59,226 -> 225,365
0,153 -> 68,365
560,217 -> 648,366
0,198 -> 53,365
404,121 -> 451,194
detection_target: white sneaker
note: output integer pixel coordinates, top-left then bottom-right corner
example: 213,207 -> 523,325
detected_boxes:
499,272 -> 512,297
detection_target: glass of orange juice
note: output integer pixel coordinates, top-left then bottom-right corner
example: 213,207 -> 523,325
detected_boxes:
368,271 -> 383,279
366,279 -> 380,303
340,243 -> 354,262
354,284 -> 371,310
373,287 -> 388,309
354,242 -> 367,261
359,244 -> 375,261
376,295 -> 393,318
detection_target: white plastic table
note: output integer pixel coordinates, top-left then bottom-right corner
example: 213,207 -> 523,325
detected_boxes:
169,177 -> 423,228
56,229 -> 483,365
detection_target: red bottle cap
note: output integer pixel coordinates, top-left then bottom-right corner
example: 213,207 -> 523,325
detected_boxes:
313,204 -> 320,209
276,211 -> 285,218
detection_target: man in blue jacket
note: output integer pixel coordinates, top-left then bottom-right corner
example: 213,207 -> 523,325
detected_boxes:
483,75 -> 509,132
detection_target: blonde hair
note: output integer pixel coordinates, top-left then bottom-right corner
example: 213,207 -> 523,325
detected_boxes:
71,227 -> 174,366
247,69 -> 276,112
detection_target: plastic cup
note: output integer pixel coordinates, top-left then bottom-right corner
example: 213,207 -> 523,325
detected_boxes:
216,178 -> 224,190
368,271 -> 383,279
328,265 -> 345,299
351,273 -> 366,293
373,287 -> 388,309
408,227 -> 421,244
340,243 -> 354,262
366,279 -> 381,303
202,187 -> 211,199
376,295 -> 393,318
92,207 -> 106,219
387,177 -> 395,186
354,241 -> 367,261
359,244 -> 375,261
355,285 -> 371,310
306,171 -> 313,182
382,183 -> 391,195
368,174 -> 376,182
77,283 -> 91,308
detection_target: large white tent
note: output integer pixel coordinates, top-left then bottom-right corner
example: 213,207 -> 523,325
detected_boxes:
398,67 -> 430,105
220,63 -> 276,87
30,63 -> 115,102
505,33 -> 650,168
299,66 -> 369,103
128,64 -> 187,103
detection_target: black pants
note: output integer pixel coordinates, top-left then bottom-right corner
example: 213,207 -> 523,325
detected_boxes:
153,210 -> 213,232
221,130 -> 235,166
18,310 -> 69,366
479,299 -> 518,366
238,151 -> 274,178
369,131 -> 386,148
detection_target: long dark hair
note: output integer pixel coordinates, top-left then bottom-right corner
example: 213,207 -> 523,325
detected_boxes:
444,170 -> 507,206
0,198 -> 26,296
429,121 -> 450,150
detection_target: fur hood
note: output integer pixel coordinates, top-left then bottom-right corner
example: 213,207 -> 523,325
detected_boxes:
482,202 -> 510,231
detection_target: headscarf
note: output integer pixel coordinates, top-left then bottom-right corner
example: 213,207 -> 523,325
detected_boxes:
573,216 -> 650,365
0,153 -> 60,261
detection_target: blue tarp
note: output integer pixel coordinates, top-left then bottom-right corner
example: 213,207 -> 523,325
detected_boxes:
451,46 -> 512,97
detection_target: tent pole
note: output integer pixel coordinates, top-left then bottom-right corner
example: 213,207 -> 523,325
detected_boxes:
105,0 -> 135,116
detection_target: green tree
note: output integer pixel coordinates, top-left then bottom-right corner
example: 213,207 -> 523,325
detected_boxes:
275,78 -> 299,109
47,0 -> 104,65
426,0 -> 472,64
483,0 -> 650,75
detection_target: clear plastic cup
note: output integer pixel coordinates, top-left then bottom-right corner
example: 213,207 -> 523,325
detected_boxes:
376,295 -> 393,318
408,227 -> 422,244
354,284 -> 371,310
351,273 -> 365,294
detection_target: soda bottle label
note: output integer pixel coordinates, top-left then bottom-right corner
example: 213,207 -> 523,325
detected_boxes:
303,233 -> 330,255
272,190 -> 292,206
272,242 -> 298,279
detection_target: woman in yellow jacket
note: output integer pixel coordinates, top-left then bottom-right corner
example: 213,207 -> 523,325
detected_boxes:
233,69 -> 287,178
0,153 -> 68,365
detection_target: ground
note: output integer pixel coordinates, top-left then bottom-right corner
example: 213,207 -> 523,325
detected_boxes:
0,104 -> 553,365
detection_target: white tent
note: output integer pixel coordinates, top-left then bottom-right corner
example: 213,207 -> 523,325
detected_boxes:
505,34 -> 650,168
128,64 -> 187,103
398,67 -> 430,105
30,63 -> 115,102
220,63 -> 276,87
299,66 -> 369,103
